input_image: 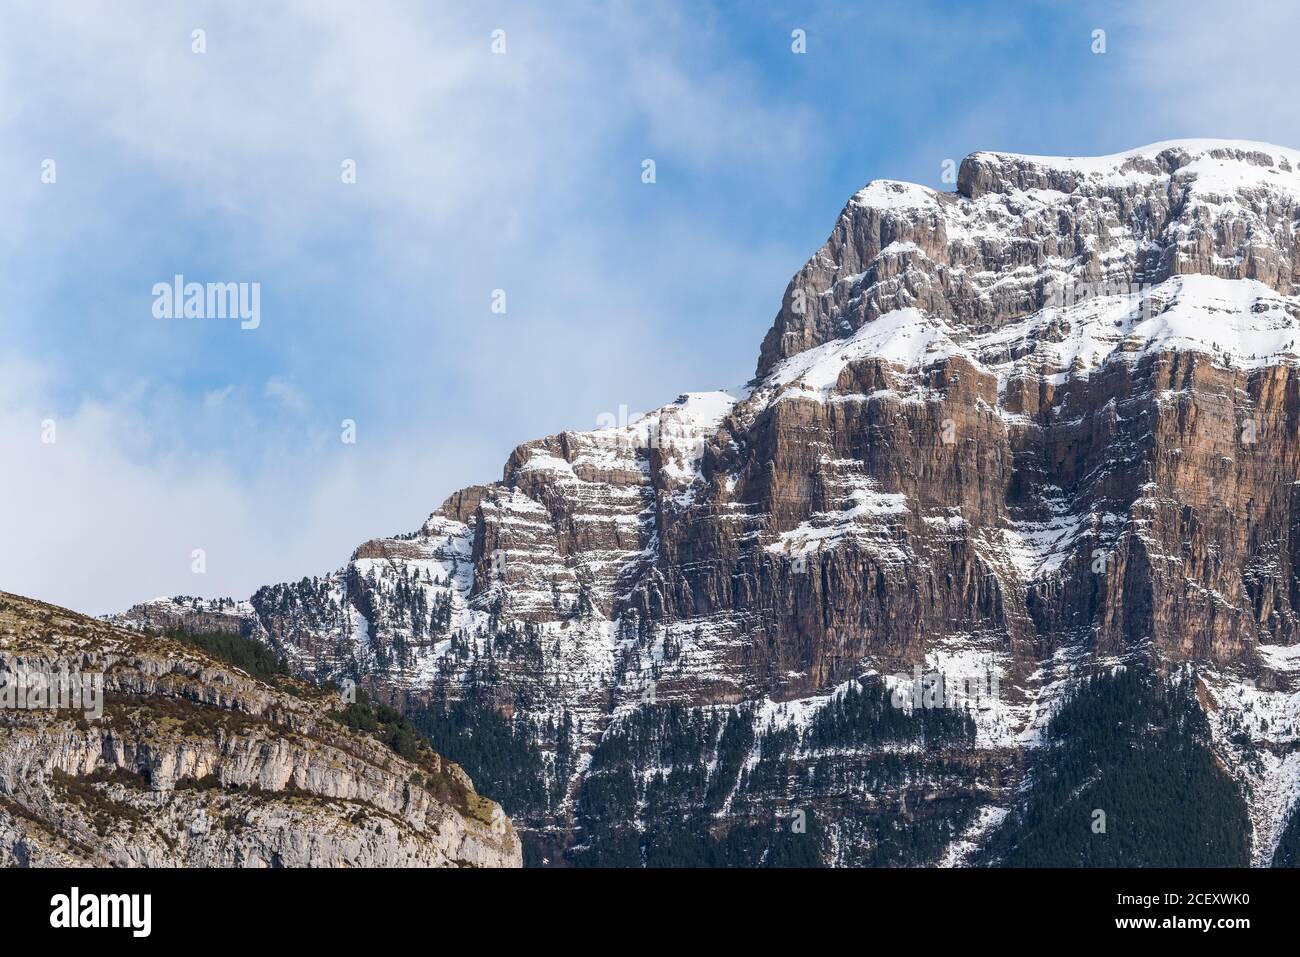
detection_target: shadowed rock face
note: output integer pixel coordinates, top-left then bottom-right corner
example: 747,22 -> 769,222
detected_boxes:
1,592 -> 521,867
113,141 -> 1300,866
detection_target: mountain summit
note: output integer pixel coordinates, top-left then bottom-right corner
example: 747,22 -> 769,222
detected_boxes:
117,141 -> 1300,867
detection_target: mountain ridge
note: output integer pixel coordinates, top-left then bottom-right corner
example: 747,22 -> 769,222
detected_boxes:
112,139 -> 1300,866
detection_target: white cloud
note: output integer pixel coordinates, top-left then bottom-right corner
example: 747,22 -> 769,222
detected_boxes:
1108,0 -> 1300,140
0,355 -> 500,615
263,377 -> 308,415
203,385 -> 236,408
0,1 -> 819,614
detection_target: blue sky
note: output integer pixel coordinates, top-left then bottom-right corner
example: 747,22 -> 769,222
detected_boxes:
3,0 -> 1297,613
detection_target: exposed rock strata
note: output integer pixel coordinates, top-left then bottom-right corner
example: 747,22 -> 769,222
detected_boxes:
2,592 -> 520,867
114,141 -> 1300,866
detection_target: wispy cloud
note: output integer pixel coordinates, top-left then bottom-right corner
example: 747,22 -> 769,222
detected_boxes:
0,353 -> 502,614
203,385 -> 236,409
1103,0 -> 1300,142
264,377 -> 309,416
0,0 -> 821,613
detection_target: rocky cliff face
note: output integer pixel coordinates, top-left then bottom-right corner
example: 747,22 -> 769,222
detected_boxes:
116,140 -> 1300,867
2,591 -> 521,867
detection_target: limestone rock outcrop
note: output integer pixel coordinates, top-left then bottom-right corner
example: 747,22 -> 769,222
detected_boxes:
2,591 -> 520,867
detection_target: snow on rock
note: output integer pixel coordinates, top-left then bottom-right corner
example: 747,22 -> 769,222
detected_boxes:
765,457 -> 909,560
1202,659 -> 1300,866
966,139 -> 1300,200
851,179 -> 943,212
938,805 -> 1009,868
761,307 -> 970,405
762,138 -> 1300,381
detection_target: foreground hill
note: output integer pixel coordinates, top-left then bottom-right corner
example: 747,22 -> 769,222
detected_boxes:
0,591 -> 520,867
